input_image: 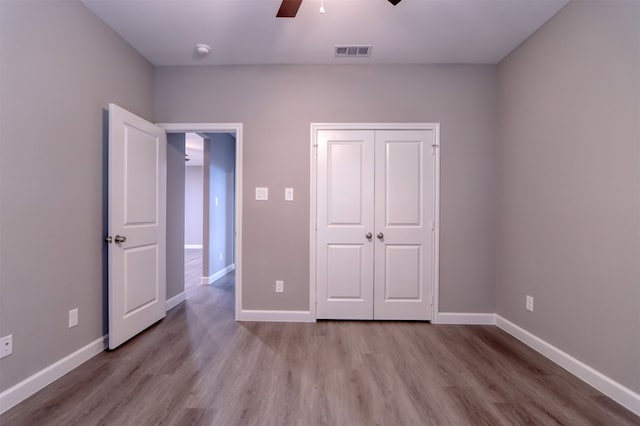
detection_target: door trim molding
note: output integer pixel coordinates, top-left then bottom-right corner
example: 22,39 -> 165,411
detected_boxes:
157,123 -> 243,321
310,123 -> 441,321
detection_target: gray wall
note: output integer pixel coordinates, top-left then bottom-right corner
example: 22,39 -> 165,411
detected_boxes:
0,1 -> 153,392
2,0 -> 636,403
202,134 -> 236,278
167,134 -> 186,300
497,1 -> 640,393
155,65 -> 498,312
185,166 -> 204,247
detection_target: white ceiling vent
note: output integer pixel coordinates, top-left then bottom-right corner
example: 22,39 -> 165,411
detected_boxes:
335,45 -> 372,58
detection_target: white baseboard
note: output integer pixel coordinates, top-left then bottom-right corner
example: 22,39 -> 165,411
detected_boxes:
495,315 -> 640,416
0,336 -> 106,414
201,263 -> 235,285
237,309 -> 315,322
184,244 -> 203,249
434,312 -> 497,325
165,291 -> 186,311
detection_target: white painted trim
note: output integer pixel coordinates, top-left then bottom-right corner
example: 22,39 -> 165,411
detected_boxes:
432,124 -> 441,321
434,313 -> 496,325
157,123 -> 243,323
0,336 -> 106,414
184,244 -> 203,249
200,264 -> 235,285
237,310 -> 315,322
157,123 -> 244,133
310,123 -> 441,131
309,123 -> 441,321
165,292 -> 186,311
309,125 -> 318,320
496,315 -> 640,416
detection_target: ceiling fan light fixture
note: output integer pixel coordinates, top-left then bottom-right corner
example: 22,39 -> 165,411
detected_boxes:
276,0 -> 303,17
319,0 -> 325,14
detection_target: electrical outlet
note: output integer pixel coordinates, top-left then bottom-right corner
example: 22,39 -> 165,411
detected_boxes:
0,335 -> 12,359
69,308 -> 79,328
526,295 -> 534,312
275,280 -> 284,293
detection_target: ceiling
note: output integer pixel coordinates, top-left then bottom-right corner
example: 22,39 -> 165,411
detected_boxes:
82,0 -> 568,66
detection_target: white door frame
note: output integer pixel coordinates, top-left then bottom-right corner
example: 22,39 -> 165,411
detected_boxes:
158,123 -> 243,321
310,123 -> 441,321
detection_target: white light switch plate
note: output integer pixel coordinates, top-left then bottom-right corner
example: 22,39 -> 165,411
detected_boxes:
69,308 -> 78,328
285,187 -> 294,201
275,280 -> 284,293
255,187 -> 268,201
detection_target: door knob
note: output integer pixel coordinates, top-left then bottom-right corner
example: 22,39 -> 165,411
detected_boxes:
114,235 -> 127,244
377,232 -> 384,240
105,236 -> 112,244
365,232 -> 372,240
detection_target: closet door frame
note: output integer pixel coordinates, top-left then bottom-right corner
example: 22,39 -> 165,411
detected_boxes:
310,123 -> 441,322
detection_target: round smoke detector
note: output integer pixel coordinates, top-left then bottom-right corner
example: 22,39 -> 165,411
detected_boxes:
195,44 -> 211,56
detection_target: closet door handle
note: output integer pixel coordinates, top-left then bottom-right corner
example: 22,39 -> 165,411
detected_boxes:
377,232 -> 384,240
365,232 -> 372,240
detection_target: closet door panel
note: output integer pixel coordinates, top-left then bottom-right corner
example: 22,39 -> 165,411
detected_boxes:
374,130 -> 435,320
317,130 -> 375,319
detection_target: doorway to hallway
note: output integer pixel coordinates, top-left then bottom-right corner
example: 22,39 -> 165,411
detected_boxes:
183,131 -> 236,291
161,123 -> 243,320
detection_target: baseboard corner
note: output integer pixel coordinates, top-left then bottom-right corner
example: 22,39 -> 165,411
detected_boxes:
0,336 -> 106,415
165,292 -> 186,311
495,314 -> 640,417
202,263 -> 235,285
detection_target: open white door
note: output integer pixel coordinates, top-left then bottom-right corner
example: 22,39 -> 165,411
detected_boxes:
108,104 -> 166,350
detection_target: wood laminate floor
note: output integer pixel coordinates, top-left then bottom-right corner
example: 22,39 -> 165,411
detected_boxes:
2,259 -> 638,425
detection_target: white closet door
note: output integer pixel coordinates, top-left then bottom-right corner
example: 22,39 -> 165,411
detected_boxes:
316,130 -> 375,319
373,130 -> 434,320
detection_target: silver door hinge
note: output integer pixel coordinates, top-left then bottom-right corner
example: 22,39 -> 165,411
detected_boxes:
431,144 -> 439,155
431,220 -> 435,231
431,295 -> 434,306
